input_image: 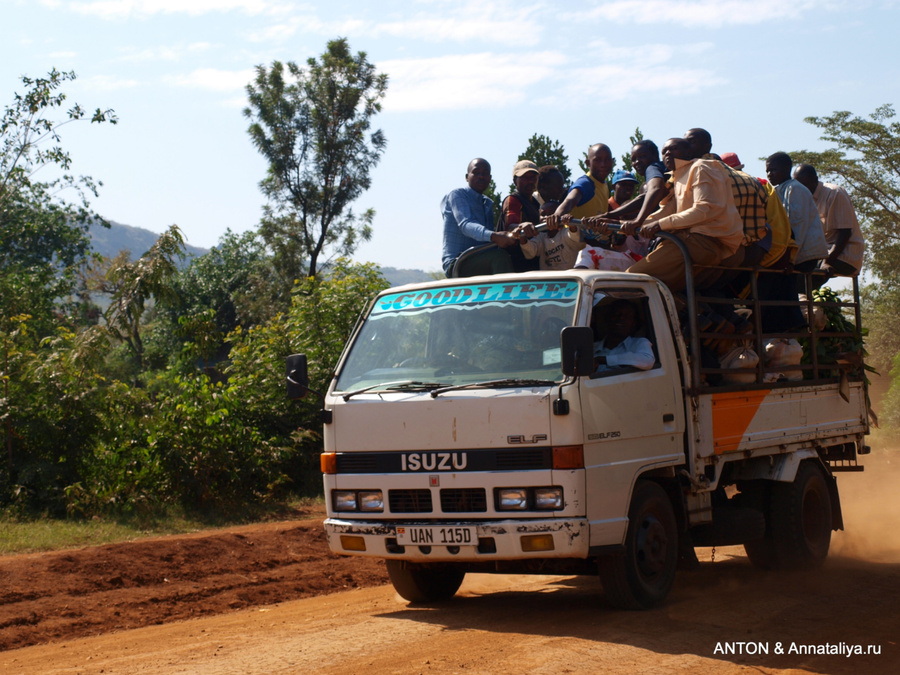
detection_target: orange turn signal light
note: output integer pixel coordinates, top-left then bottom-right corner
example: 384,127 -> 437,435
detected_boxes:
320,452 -> 337,474
552,445 -> 584,470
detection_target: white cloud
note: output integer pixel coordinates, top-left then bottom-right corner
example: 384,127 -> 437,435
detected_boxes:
245,0 -> 546,46
165,68 -> 255,92
69,0 -> 291,19
381,40 -> 725,112
550,40 -> 724,101
381,51 -> 566,112
81,74 -> 140,90
119,42 -> 212,62
578,0 -> 817,27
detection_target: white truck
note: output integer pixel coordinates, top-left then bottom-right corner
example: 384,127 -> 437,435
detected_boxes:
287,256 -> 869,609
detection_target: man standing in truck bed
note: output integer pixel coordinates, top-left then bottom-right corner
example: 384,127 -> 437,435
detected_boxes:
545,144 -> 613,241
441,158 -> 518,277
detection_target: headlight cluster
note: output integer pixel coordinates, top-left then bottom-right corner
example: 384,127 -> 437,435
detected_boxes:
495,487 -> 563,511
332,490 -> 384,512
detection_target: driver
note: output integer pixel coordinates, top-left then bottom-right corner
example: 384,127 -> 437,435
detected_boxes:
592,299 -> 655,373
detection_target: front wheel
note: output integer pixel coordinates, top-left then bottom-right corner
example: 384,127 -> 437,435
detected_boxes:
598,480 -> 678,610
386,560 -> 466,603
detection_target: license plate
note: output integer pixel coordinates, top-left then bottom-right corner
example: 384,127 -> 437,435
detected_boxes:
395,525 -> 476,546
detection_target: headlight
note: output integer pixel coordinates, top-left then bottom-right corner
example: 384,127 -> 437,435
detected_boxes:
358,490 -> 384,512
497,488 -> 529,510
333,490 -> 384,512
534,487 -> 563,510
333,490 -> 358,511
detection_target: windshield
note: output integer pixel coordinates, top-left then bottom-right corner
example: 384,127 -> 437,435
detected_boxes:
333,280 -> 580,392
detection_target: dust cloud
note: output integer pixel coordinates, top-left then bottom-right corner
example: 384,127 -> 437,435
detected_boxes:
830,436 -> 900,562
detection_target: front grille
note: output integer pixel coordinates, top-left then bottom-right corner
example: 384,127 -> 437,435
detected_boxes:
336,454 -> 378,473
495,449 -> 551,470
440,488 -> 487,513
389,489 -> 433,513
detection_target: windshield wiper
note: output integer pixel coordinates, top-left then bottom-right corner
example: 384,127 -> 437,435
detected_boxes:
385,381 -> 446,392
341,380 -> 446,401
430,378 -> 557,398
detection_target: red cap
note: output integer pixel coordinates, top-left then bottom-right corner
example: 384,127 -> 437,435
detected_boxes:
721,152 -> 744,170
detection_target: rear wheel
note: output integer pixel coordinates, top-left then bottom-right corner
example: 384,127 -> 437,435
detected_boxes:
744,461 -> 833,570
598,480 -> 678,610
771,461 -> 833,569
386,560 -> 465,603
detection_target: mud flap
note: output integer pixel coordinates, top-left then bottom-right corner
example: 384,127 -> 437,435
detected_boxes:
826,470 -> 844,531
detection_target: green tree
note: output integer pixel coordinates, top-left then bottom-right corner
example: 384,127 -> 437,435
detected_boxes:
791,105 -> 899,285
0,318 -> 113,514
159,229 -> 278,368
0,69 -> 116,331
102,225 -> 185,371
792,105 -> 900,383
244,39 -> 388,281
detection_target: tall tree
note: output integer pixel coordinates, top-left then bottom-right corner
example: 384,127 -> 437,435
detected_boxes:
792,105 -> 899,286
792,105 -> 900,381
244,39 -> 388,279
0,69 -> 116,330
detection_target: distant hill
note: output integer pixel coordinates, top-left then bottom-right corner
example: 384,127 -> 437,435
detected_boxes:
88,220 -> 437,285
89,220 -> 208,261
380,267 -> 439,287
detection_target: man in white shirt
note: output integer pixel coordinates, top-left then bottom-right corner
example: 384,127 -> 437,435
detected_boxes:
592,299 -> 655,373
793,164 -> 865,283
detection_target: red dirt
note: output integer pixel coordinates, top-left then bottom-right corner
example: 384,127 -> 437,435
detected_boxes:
0,509 -> 387,652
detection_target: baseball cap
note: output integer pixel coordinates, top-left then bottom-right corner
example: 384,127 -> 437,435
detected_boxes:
513,160 -> 539,177
720,152 -> 744,170
611,170 -> 637,185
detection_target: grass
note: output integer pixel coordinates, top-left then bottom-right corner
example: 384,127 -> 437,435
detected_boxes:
0,496 -> 325,556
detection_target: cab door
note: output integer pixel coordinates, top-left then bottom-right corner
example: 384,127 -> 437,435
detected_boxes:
579,287 -> 685,548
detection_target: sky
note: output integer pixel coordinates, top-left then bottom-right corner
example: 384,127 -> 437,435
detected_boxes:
3,0 -> 898,274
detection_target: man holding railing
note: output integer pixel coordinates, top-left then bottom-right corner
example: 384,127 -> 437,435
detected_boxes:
440,158 -> 518,277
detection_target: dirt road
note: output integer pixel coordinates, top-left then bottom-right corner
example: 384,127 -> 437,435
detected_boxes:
2,453 -> 899,674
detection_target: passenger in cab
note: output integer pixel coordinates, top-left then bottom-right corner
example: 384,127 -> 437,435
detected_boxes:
591,299 -> 655,373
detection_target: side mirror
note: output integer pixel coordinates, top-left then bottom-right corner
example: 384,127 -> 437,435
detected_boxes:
561,326 -> 594,377
286,353 -> 309,400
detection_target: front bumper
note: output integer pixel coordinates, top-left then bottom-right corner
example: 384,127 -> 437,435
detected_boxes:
324,517 -> 590,562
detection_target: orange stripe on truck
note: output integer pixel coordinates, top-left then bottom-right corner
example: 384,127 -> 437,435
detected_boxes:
711,390 -> 771,454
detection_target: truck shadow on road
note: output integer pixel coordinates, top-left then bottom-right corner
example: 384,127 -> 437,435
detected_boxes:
375,551 -> 900,675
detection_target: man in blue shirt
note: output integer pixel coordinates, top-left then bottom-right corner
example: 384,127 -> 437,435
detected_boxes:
441,158 -> 518,277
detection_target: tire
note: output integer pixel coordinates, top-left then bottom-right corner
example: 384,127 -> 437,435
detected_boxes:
739,482 -> 779,570
743,535 -> 779,570
385,560 -> 465,603
771,461 -> 833,569
598,480 -> 678,610
744,461 -> 833,570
